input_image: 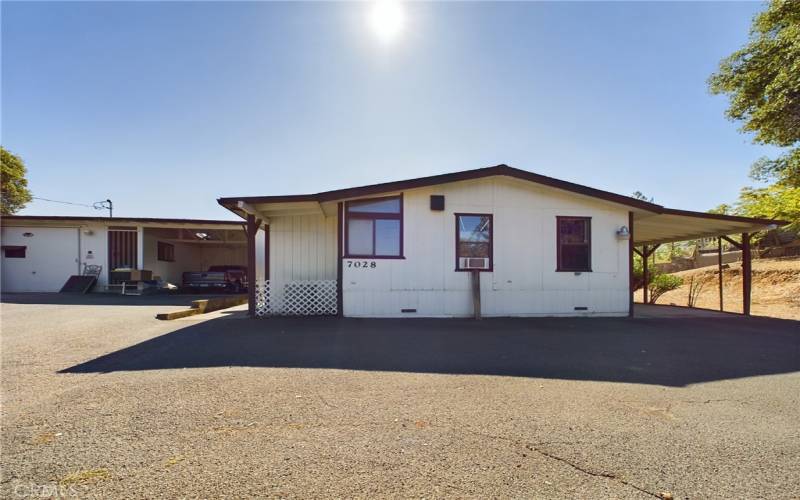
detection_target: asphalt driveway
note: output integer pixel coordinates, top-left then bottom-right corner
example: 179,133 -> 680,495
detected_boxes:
2,295 -> 799,498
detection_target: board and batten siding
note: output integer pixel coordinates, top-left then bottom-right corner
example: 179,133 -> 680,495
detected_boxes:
342,176 -> 631,317
267,214 -> 338,284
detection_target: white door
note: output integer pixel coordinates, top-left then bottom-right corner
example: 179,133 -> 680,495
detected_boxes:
1,227 -> 80,292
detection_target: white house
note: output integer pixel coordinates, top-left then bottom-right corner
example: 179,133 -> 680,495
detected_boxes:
218,164 -> 784,318
1,216 -> 250,293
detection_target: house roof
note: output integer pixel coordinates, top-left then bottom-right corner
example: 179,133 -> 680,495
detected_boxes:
0,215 -> 243,228
218,164 -> 666,212
217,164 -> 787,243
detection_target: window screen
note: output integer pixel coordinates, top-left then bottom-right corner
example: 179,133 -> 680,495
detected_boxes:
157,241 -> 175,262
557,217 -> 591,271
2,246 -> 26,258
456,214 -> 492,271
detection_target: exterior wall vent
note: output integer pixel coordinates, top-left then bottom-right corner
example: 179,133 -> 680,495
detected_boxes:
430,195 -> 445,211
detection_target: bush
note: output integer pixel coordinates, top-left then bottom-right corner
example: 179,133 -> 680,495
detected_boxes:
648,274 -> 683,304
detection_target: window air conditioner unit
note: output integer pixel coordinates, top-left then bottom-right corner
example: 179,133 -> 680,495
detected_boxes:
460,257 -> 489,269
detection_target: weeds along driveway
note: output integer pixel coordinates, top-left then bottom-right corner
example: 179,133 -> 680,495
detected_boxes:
2,297 -> 799,499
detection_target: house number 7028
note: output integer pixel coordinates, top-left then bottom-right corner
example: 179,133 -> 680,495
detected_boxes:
347,261 -> 377,269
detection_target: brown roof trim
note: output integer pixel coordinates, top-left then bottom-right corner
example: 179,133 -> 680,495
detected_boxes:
216,164 -> 791,229
0,215 -> 242,226
218,164 -> 666,212
659,208 -> 788,227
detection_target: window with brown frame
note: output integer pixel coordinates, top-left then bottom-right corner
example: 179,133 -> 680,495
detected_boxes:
2,246 -> 26,258
455,213 -> 492,271
157,241 -> 175,262
345,195 -> 403,258
556,216 -> 591,272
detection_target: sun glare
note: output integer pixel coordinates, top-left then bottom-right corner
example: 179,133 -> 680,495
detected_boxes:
368,0 -> 406,44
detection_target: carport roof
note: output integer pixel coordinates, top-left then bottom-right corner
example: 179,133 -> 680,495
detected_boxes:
633,209 -> 782,245
1,215 -> 244,228
217,164 -> 788,244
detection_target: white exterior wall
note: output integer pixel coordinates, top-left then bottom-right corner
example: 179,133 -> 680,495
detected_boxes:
267,214 -> 337,300
1,224 -> 110,292
343,177 -> 631,317
80,224 -> 110,289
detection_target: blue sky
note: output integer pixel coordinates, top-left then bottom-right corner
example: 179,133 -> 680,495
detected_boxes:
2,1 -> 774,220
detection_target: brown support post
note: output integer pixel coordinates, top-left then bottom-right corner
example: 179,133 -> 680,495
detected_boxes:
264,225 -> 270,283
742,232 -> 751,316
246,213 -> 257,318
642,244 -> 649,305
471,270 -> 481,319
721,235 -> 742,250
718,237 -> 724,311
628,212 -> 635,317
336,202 -> 344,318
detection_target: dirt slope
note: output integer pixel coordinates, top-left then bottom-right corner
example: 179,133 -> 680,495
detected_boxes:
636,257 -> 800,320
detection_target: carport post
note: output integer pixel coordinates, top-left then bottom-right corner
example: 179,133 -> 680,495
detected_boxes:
246,213 -> 257,318
742,232 -> 751,316
136,226 -> 144,270
264,225 -> 270,283
718,237 -> 724,311
628,211 -> 634,317
336,202 -> 344,318
642,244 -> 649,304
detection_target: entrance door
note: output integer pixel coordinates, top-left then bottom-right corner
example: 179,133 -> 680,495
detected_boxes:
108,228 -> 138,270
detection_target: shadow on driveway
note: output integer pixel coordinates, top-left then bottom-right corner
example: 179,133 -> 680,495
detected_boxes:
60,314 -> 800,387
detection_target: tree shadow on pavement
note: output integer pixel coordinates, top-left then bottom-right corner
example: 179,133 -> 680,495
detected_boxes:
60,314 -> 800,387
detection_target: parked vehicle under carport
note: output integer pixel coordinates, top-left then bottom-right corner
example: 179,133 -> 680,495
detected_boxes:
182,265 -> 247,293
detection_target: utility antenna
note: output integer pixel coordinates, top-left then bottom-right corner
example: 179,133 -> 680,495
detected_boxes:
93,199 -> 113,218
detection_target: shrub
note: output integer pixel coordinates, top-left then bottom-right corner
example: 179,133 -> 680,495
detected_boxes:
648,274 -> 683,304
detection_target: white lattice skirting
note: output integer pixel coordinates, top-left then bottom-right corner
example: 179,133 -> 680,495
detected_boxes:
255,280 -> 337,317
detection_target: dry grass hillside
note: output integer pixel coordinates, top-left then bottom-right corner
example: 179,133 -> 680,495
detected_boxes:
635,257 -> 800,321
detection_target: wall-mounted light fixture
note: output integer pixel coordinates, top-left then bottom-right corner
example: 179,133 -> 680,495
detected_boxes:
616,225 -> 630,240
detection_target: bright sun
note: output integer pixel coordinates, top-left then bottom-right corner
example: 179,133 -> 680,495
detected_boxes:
367,0 -> 406,44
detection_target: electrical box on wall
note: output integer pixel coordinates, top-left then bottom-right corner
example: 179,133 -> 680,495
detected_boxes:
430,195 -> 445,211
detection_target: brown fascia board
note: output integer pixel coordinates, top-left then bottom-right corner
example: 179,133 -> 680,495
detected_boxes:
216,164 -> 790,228
659,208 -> 789,227
217,164 -> 665,213
0,215 -> 242,226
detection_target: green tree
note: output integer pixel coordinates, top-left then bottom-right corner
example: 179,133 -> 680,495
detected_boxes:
708,204 -> 732,215
1,147 -> 33,215
708,0 -> 800,187
737,183 -> 800,232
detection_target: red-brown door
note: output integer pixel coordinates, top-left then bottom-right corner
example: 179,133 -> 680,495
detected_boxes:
108,229 -> 138,271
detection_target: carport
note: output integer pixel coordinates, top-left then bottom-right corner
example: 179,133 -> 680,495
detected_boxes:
629,208 -> 785,317
0,215 -> 249,293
